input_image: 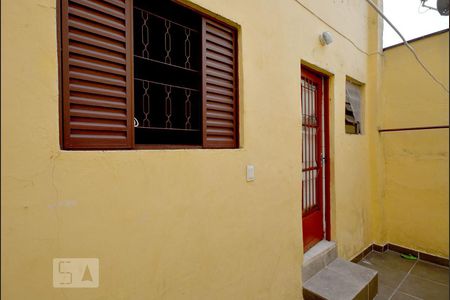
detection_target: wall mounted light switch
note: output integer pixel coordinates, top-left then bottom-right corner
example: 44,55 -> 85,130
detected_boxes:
246,165 -> 255,182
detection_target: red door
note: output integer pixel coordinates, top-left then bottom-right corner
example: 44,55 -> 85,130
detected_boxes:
301,68 -> 327,251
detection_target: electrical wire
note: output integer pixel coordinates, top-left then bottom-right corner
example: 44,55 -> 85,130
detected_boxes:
366,0 -> 449,94
292,0 -> 381,56
292,0 -> 448,93
418,0 -> 431,14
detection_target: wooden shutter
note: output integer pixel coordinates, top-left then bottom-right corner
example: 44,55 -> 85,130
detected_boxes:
61,0 -> 133,149
202,18 -> 238,148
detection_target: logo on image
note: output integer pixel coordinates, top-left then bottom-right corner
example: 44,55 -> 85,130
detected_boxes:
53,258 -> 99,288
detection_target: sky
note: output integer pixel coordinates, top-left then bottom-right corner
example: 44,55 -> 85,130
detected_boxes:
383,0 -> 449,47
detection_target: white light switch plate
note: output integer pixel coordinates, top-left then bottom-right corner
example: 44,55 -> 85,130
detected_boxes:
246,165 -> 255,181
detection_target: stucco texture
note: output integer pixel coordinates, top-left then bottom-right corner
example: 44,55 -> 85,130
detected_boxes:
380,31 -> 449,258
2,0 -> 381,299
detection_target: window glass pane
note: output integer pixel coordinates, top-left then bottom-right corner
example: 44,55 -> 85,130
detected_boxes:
345,80 -> 363,134
346,81 -> 361,124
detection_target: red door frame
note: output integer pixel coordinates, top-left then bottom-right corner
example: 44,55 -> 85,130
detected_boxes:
301,65 -> 331,251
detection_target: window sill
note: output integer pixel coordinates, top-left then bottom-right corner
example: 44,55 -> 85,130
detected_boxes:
134,144 -> 203,150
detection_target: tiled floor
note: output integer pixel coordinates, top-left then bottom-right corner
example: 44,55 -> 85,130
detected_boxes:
358,250 -> 449,300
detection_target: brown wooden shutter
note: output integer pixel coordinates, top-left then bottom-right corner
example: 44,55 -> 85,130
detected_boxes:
61,0 -> 133,149
202,18 -> 238,148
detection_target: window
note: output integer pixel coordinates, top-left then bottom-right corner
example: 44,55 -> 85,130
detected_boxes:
59,0 -> 238,149
345,79 -> 363,134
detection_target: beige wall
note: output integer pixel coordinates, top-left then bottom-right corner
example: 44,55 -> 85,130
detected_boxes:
380,31 -> 449,257
1,0 -> 381,299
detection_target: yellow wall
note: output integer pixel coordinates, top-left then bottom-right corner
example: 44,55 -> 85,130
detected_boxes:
380,31 -> 449,257
1,0 -> 381,299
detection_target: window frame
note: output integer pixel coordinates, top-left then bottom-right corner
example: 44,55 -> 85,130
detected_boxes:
57,0 -> 239,150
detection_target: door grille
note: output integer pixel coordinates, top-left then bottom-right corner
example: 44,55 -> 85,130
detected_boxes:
301,77 -> 321,215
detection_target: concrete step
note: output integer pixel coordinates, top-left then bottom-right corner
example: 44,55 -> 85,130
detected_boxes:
303,240 -> 338,283
303,258 -> 378,300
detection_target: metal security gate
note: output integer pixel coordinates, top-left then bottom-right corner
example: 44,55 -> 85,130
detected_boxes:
301,67 -> 328,251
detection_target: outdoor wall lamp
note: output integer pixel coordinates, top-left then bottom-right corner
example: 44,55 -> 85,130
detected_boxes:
319,31 -> 333,46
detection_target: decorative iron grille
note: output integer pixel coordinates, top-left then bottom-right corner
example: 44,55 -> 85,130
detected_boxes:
133,0 -> 202,145
301,78 -> 319,214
